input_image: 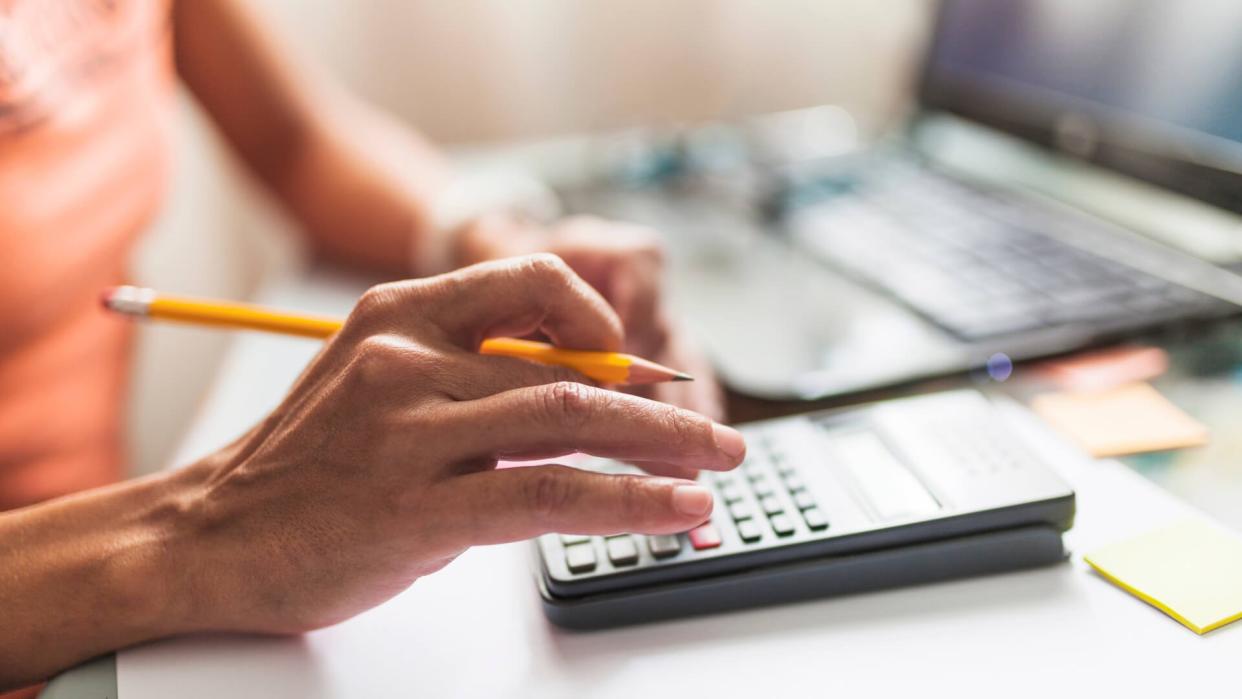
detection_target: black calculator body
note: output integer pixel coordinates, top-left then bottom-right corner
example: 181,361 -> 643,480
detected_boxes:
534,390 -> 1076,629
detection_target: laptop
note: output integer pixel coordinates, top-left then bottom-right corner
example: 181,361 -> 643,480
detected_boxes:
561,0 -> 1242,399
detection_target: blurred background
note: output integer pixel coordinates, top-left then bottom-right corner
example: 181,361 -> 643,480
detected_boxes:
130,1 -> 931,475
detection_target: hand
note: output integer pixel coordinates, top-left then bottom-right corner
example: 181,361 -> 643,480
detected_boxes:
456,214 -> 725,419
177,254 -> 745,635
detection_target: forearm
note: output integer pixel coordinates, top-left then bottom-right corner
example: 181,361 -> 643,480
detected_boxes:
175,0 -> 451,277
273,99 -> 450,276
0,467 -> 207,689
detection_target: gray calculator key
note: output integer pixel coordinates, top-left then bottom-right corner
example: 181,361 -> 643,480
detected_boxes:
728,501 -> 754,521
760,495 -> 784,516
770,513 -> 796,537
737,518 -> 763,543
565,542 -> 597,573
775,459 -> 797,477
744,463 -> 765,480
647,534 -> 682,559
720,483 -> 744,503
559,534 -> 590,545
606,535 -> 640,566
803,507 -> 829,531
793,491 -> 816,511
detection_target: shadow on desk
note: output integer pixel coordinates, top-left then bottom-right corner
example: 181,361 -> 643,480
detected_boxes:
538,562 -> 1075,663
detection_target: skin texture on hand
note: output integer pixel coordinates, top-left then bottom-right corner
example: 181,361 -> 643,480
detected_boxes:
171,254 -> 745,634
0,255 -> 744,690
456,214 -> 726,425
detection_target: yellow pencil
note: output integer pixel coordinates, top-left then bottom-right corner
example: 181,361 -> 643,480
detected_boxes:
101,286 -> 692,385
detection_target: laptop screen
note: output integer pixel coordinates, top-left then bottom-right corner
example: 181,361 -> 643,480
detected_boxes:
920,0 -> 1242,211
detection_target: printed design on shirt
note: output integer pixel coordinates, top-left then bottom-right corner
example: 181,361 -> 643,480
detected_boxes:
0,0 -> 169,136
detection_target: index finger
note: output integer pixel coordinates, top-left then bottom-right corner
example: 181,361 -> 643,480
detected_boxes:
442,466 -> 715,544
419,253 -> 624,352
436,382 -> 747,470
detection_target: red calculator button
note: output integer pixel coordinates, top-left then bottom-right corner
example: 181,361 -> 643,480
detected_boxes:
688,523 -> 722,550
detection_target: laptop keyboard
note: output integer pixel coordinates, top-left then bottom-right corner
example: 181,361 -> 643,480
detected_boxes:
788,160 -> 1226,341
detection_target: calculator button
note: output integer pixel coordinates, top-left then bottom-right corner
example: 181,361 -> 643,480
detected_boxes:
744,463 -> 765,481
760,495 -> 784,516
559,534 -> 590,545
775,459 -> 797,477
782,474 -> 805,492
793,491 -> 816,511
752,478 -> 775,498
728,501 -> 754,521
737,518 -> 763,543
770,513 -> 796,537
803,507 -> 829,531
688,523 -> 723,550
647,534 -> 682,559
720,483 -> 744,504
564,542 -> 597,573
606,535 -> 640,566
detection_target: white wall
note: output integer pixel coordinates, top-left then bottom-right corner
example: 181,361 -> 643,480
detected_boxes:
127,1 -> 931,474
255,0 -> 930,142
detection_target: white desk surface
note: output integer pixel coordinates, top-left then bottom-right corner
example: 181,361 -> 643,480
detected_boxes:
116,271 -> 1241,698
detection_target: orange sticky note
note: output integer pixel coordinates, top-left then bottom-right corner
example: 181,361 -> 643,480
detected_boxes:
1034,346 -> 1168,392
1031,382 -> 1207,457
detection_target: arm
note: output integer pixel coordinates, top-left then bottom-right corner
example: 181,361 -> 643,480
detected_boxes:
0,256 -> 745,690
174,0 -> 723,417
0,467 -> 204,686
173,0 -> 451,275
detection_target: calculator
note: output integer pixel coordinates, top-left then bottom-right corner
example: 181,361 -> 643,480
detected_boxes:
533,390 -> 1076,629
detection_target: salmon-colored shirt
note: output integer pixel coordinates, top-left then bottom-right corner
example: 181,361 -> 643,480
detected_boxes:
0,0 -> 174,509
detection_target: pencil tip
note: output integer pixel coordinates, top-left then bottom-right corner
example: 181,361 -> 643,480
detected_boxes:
673,373 -> 694,382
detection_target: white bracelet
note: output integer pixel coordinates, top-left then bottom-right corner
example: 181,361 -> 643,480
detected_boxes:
414,168 -> 563,277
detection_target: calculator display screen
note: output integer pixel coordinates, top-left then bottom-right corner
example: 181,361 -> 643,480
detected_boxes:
831,431 -> 941,521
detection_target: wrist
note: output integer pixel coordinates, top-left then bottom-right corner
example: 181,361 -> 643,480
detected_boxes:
0,462 -> 220,685
451,212 -> 549,269
102,464 -> 218,642
417,169 -> 561,276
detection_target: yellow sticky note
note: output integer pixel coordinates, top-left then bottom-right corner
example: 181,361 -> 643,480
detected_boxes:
1085,518 -> 1242,634
1031,382 -> 1207,457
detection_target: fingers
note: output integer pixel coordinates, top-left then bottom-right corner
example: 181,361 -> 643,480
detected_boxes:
433,352 -> 594,402
436,381 -> 746,469
623,461 -> 702,480
547,217 -> 665,350
446,465 -> 716,544
416,254 -> 625,352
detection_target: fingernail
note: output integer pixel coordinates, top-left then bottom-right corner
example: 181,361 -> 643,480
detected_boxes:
712,423 -> 747,461
672,485 -> 714,517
